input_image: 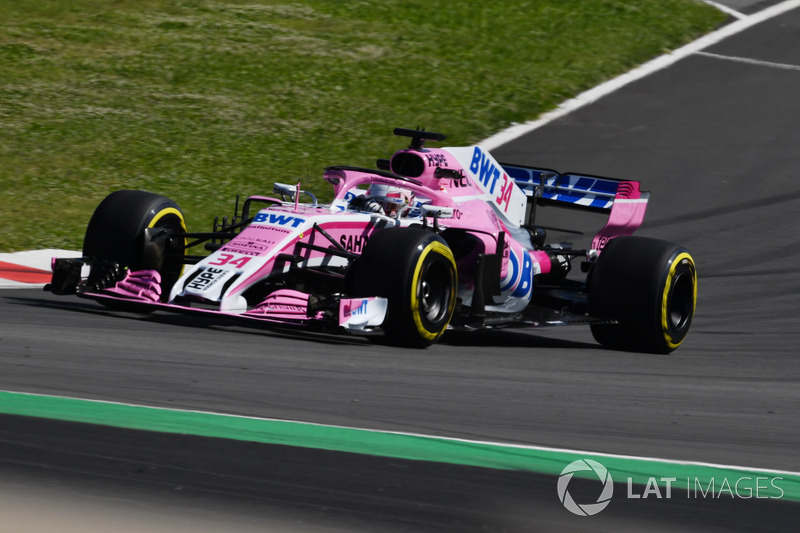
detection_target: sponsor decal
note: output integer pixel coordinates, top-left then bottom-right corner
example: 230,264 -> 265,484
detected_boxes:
208,253 -> 252,269
186,267 -> 226,291
339,234 -> 369,253
265,304 -> 306,314
252,212 -> 306,228
247,224 -> 291,234
425,153 -> 448,167
344,299 -> 369,317
220,248 -> 260,257
221,241 -> 269,256
449,174 -> 471,188
468,146 -> 515,212
501,249 -> 533,298
469,146 -> 502,195
594,235 -> 610,250
494,172 -> 514,212
339,297 -> 387,328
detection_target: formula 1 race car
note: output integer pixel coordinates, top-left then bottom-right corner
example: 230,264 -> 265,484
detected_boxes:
48,128 -> 696,352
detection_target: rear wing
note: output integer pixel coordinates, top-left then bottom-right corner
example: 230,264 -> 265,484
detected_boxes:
501,163 -> 650,250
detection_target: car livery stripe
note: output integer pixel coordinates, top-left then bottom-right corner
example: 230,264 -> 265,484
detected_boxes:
1,390 -> 798,501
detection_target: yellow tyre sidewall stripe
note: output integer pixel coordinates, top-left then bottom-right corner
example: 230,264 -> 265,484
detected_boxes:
661,252 -> 697,349
410,241 -> 457,341
148,206 -> 188,275
148,207 -> 186,232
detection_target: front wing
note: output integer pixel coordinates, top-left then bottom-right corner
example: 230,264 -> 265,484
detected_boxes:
49,259 -> 388,335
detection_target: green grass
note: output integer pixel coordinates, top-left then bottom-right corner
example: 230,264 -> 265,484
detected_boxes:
0,0 -> 726,252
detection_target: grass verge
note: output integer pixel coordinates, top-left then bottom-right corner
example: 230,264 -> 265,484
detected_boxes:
0,0 -> 726,251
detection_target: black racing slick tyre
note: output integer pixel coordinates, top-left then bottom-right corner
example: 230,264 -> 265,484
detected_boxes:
589,236 -> 697,354
350,228 -> 457,348
83,190 -> 187,296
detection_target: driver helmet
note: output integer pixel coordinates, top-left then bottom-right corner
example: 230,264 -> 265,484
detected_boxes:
366,184 -> 414,217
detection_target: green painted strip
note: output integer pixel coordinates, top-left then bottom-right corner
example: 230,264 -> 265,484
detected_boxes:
1,390 -> 798,502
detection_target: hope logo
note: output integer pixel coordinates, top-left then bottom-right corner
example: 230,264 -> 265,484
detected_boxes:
557,459 -> 614,516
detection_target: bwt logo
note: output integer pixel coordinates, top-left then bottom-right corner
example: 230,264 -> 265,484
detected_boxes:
253,212 -> 305,228
469,146 -> 502,194
348,300 -> 368,316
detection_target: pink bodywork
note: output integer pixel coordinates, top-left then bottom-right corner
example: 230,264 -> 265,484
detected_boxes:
244,289 -> 317,321
591,181 -> 648,251
102,269 -> 162,302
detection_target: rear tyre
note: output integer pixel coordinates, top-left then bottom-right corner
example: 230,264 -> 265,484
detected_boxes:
589,236 -> 696,354
83,190 -> 187,297
349,228 -> 457,348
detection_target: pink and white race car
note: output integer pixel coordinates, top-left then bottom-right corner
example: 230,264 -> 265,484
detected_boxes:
49,128 -> 696,352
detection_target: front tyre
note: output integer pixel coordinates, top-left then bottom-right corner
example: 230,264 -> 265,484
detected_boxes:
350,228 -> 457,348
589,236 -> 697,354
83,190 -> 187,296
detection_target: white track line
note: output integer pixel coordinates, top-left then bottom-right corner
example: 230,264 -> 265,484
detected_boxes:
702,0 -> 748,19
481,0 -> 800,150
696,50 -> 800,71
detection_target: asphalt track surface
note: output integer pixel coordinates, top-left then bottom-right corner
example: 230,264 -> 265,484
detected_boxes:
2,3 -> 800,532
